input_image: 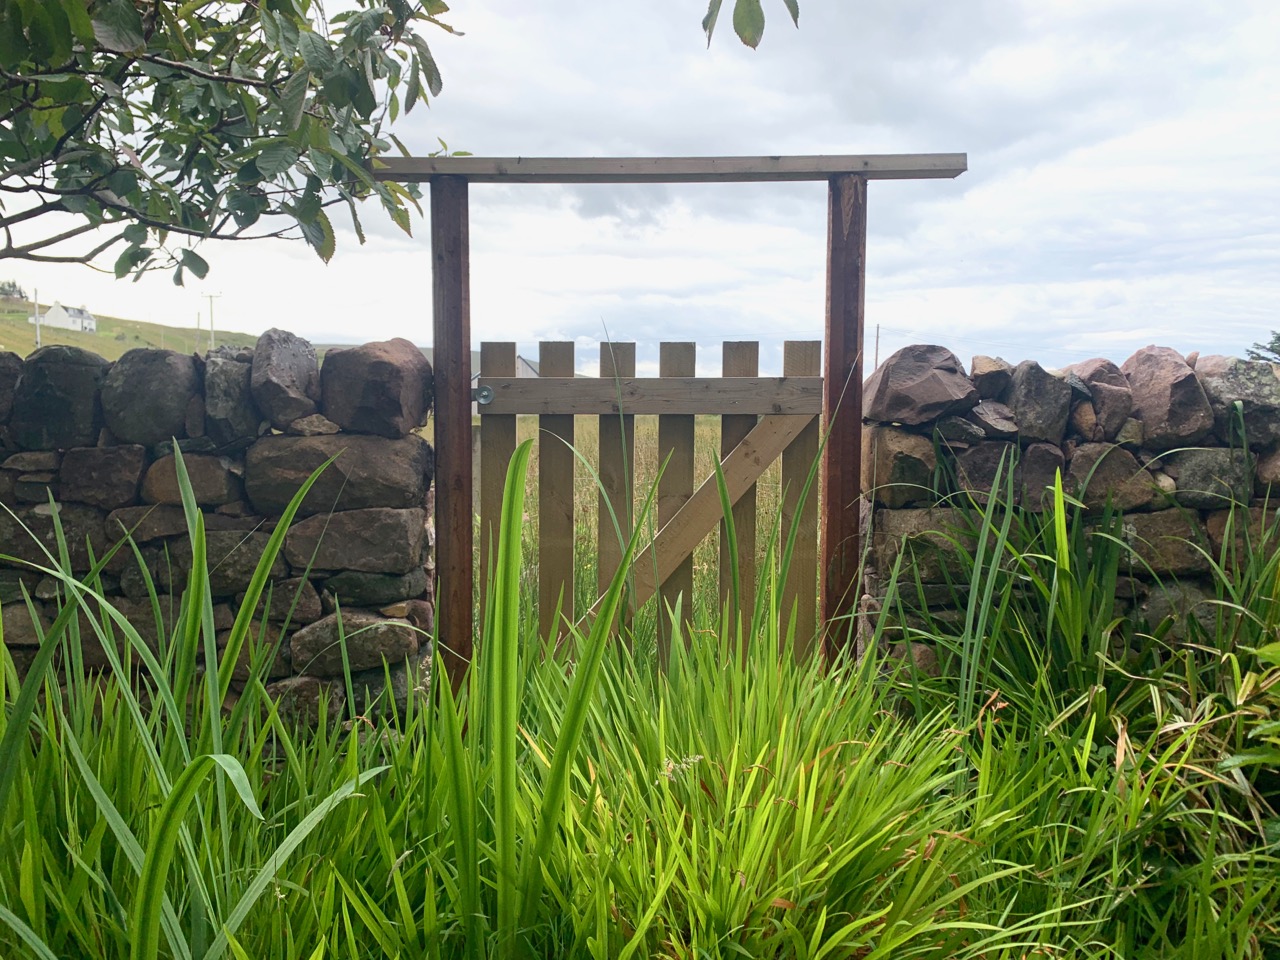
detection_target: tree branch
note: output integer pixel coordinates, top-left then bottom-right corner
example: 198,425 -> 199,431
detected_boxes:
135,54 -> 277,90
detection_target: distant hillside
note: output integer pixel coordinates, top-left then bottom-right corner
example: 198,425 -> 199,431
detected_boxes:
0,297 -> 259,361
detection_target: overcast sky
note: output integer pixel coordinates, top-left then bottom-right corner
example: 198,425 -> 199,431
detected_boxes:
11,0 -> 1280,375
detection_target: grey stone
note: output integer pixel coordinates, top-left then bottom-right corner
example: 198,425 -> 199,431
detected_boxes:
1006,360 -> 1072,444
0,351 -> 23,423
285,413 -> 341,436
966,400 -> 1019,440
0,504 -> 107,574
251,329 -> 320,429
0,569 -> 39,604
106,504 -> 191,543
1150,447 -> 1254,509
59,445 -> 147,510
2,451 -> 61,472
204,357 -> 262,446
1067,443 -> 1155,512
320,338 -> 434,438
245,434 -> 433,517
256,577 -> 323,623
1192,355 -> 1280,447
1019,443 -> 1065,512
1064,358 -> 1134,441
141,454 -> 242,507
285,508 -> 427,574
10,346 -> 111,450
935,416 -> 986,444
1115,418 -> 1144,448
290,610 -> 418,677
15,473 -> 57,502
2,601 -> 50,648
863,345 -> 978,425
349,647 -> 432,718
1121,346 -> 1213,451
969,355 -> 1013,401
1119,510 -> 1211,578
1257,448 -> 1280,497
954,442 -> 1017,501
861,426 -> 936,507
1138,581 -> 1217,640
324,568 -> 429,607
870,508 -> 971,584
205,531 -> 288,596
100,349 -> 199,446
264,675 -> 344,727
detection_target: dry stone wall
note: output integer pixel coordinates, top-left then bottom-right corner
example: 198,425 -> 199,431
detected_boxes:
0,330 -> 435,720
863,344 -> 1280,648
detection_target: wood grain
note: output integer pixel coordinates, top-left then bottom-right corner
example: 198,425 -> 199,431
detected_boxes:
538,342 -> 576,642
597,342 -> 636,610
657,343 -> 695,661
476,376 -> 821,415
821,174 -> 867,656
720,342 -> 758,643
781,341 -> 821,660
478,342 -> 516,636
430,176 -> 472,689
375,154 -> 968,183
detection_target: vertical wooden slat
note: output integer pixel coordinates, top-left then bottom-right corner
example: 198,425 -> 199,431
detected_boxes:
782,340 -> 822,659
479,342 -> 516,632
598,342 -> 636,606
538,342 -> 576,641
720,341 -> 758,643
657,341 -> 696,661
430,175 -> 473,688
821,174 -> 867,655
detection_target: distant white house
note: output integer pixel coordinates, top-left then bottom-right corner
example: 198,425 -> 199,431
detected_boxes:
29,302 -> 97,333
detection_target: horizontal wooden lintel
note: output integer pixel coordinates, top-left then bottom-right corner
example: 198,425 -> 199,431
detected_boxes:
476,376 -> 823,415
373,154 -> 967,184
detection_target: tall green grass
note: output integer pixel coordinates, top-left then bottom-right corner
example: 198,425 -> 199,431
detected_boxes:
1,442 -> 1278,957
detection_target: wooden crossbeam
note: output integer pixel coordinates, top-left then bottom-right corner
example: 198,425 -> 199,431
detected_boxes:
477,376 -> 822,416
629,415 -> 816,608
375,154 -> 967,183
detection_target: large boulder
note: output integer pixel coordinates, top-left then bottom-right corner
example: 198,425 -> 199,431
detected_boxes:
861,426 -> 936,507
863,345 -> 978,425
245,434 -> 433,516
320,338 -> 433,438
1120,346 -> 1213,450
284,507 -> 427,574
1005,361 -> 1071,444
251,329 -> 320,428
954,442 -> 1017,501
1019,443 -> 1066,511
1067,443 -> 1153,511
1191,355 -> 1280,448
1064,358 -> 1132,441
100,349 -> 199,445
59,445 -> 147,510
10,346 -> 110,450
0,351 -> 23,423
204,356 -> 262,446
290,610 -> 419,677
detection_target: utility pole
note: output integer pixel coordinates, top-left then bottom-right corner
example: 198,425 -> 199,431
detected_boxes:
205,293 -> 220,351
33,288 -> 40,349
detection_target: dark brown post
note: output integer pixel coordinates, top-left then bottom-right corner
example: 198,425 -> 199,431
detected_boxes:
431,175 -> 473,689
820,174 -> 867,653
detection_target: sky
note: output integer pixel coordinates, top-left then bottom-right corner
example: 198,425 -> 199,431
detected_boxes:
10,0 -> 1280,376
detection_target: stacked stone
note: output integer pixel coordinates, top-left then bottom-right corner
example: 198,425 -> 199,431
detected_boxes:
862,344 -> 1280,642
0,330 -> 435,719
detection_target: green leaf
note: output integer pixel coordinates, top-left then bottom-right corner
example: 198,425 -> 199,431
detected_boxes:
254,141 -> 299,179
172,264 -> 184,286
91,0 -> 145,54
300,208 -> 335,262
279,69 -> 310,131
113,245 -> 148,278
732,0 -> 765,48
781,0 -> 800,27
66,0 -> 96,47
122,222 -> 148,244
180,247 -> 209,279
297,30 -> 337,75
410,34 -> 442,97
129,755 -> 262,960
701,0 -> 725,44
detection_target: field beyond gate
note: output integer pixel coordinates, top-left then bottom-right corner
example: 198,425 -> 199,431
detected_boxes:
475,341 -> 824,657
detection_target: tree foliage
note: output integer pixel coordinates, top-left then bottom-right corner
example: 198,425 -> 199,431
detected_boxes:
0,278 -> 26,298
1248,331 -> 1280,364
0,0 -> 454,281
0,0 -> 797,283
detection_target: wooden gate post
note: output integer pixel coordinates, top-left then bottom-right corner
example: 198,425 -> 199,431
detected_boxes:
431,175 -> 473,688
821,174 -> 867,654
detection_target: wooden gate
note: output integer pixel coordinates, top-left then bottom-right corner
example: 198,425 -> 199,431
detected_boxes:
476,340 -> 823,659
